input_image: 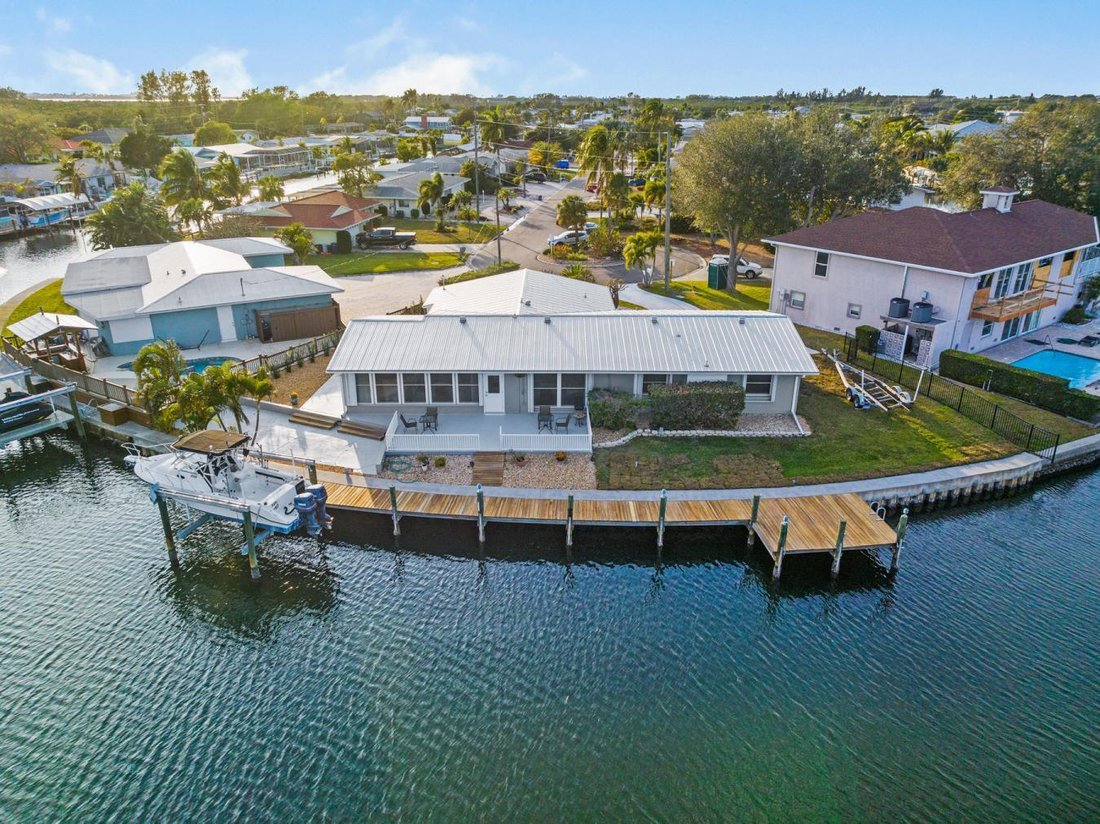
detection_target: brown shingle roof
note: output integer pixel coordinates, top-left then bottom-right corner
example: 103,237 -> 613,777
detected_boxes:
262,190 -> 380,230
766,201 -> 1099,274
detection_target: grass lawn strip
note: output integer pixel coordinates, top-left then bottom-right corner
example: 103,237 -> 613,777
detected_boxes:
306,252 -> 464,276
641,280 -> 771,311
385,218 -> 500,245
3,279 -> 75,332
593,355 -> 1017,489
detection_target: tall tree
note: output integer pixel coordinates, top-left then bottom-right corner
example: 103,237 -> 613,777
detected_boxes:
207,153 -> 246,207
556,194 -> 588,232
133,340 -> 187,430
622,230 -> 662,286
193,120 -> 237,147
85,182 -> 178,250
55,155 -> 83,197
673,114 -> 801,293
417,172 -> 446,230
257,174 -> 285,202
577,125 -> 616,222
332,151 -> 379,198
176,198 -> 211,235
274,222 -> 314,263
0,107 -> 52,162
118,127 -> 173,178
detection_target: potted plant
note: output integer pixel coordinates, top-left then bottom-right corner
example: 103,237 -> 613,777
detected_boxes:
433,456 -> 446,468
554,450 -> 567,462
512,451 -> 527,465
416,453 -> 429,469
290,391 -> 299,408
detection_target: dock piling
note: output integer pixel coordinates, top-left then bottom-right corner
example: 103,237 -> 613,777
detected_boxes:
243,509 -> 260,580
154,490 -> 177,562
476,483 -> 486,544
307,460 -> 318,484
657,489 -> 667,549
831,519 -> 847,577
389,485 -> 401,536
566,493 -> 574,548
772,515 -> 789,580
67,391 -> 86,441
747,494 -> 760,547
891,507 -> 909,573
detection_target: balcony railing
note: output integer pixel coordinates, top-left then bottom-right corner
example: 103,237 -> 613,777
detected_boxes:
969,286 -> 1057,322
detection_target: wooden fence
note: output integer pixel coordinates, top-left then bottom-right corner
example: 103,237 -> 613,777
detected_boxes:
232,330 -> 343,376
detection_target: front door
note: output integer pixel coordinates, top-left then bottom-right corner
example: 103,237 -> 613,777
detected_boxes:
504,374 -> 526,413
484,373 -> 504,414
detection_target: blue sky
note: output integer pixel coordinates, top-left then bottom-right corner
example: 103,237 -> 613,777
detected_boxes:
2,0 -> 1098,98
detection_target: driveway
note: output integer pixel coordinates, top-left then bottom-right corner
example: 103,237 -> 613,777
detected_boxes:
334,268 -> 457,318
618,283 -> 696,310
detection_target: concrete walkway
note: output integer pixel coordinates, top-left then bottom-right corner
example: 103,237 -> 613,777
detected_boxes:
619,283 -> 696,310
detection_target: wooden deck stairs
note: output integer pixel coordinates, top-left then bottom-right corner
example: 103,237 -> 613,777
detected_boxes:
288,410 -> 340,430
472,451 -> 506,486
336,419 -> 387,440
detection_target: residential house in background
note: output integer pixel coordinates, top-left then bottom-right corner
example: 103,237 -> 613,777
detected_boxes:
423,269 -> 615,315
927,120 -> 1001,140
185,143 -> 311,180
62,238 -> 344,354
73,127 -> 131,147
766,188 -> 1100,367
403,115 -> 452,132
250,190 -> 380,249
367,171 -> 468,217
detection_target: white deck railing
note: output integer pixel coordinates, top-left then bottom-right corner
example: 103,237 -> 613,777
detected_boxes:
387,432 -> 482,452
499,429 -> 592,453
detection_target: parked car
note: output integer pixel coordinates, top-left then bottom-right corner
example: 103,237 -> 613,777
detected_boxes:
628,177 -> 646,187
583,221 -> 598,232
585,182 -> 598,193
356,227 -> 416,249
709,254 -> 764,278
549,230 -> 588,247
524,171 -> 547,183
0,390 -> 54,433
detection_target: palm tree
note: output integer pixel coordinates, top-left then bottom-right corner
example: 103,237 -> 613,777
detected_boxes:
246,368 -> 275,442
257,174 -> 284,202
85,182 -> 178,250
602,172 -> 631,230
176,197 -> 211,235
622,231 -> 661,287
417,172 -> 446,230
208,153 -> 246,208
451,189 -> 473,211
577,125 -> 616,222
274,222 -> 314,263
56,154 -> 83,197
132,340 -> 187,430
158,149 -> 206,207
643,178 -> 664,219
556,194 -> 588,232
478,106 -> 511,182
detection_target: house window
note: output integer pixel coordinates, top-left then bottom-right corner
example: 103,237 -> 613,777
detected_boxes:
671,374 -> 687,385
1012,262 -> 1033,294
374,373 -> 399,403
457,373 -> 479,404
1038,257 -> 1053,268
847,303 -> 862,319
642,374 -> 668,394
788,290 -> 806,310
1060,252 -> 1077,277
486,375 -> 500,394
993,267 -> 1013,298
981,320 -> 993,337
813,251 -> 829,278
560,373 -> 587,408
978,272 -> 994,290
355,374 -> 372,404
726,374 -> 743,384
533,373 -> 558,407
402,373 -> 426,403
745,375 -> 774,400
429,373 -> 454,403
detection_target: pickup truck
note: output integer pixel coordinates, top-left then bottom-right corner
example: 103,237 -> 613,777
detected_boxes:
356,227 -> 417,250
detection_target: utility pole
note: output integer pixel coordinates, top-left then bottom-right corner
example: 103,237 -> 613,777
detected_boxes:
495,189 -> 502,264
663,132 -> 672,294
473,126 -> 481,220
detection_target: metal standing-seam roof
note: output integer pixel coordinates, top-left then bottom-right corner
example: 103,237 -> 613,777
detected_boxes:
328,311 -> 818,376
424,269 -> 615,315
7,312 -> 97,342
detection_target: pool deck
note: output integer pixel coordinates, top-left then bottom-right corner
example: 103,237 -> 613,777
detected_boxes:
977,318 -> 1100,395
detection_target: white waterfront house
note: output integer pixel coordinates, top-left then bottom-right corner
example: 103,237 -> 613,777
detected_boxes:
326,310 -> 818,453
766,189 -> 1100,367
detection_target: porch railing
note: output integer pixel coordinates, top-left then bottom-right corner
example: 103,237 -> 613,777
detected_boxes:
387,432 -> 482,452
499,431 -> 592,452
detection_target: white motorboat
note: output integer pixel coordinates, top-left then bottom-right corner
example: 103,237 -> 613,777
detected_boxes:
125,431 -> 306,534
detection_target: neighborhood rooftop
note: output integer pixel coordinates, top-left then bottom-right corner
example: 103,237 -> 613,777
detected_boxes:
328,311 -> 818,375
767,200 -> 1100,274
424,269 -> 615,315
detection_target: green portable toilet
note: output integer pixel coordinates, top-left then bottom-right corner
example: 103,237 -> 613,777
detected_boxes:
707,259 -> 729,289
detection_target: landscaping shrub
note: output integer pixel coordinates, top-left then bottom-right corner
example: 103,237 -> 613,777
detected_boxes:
410,208 -> 419,219
1062,306 -> 1090,325
335,230 -> 352,254
649,381 -> 746,429
587,389 -> 650,430
376,204 -> 388,217
668,212 -> 697,233
939,349 -> 1100,420
855,324 -> 880,352
587,225 -> 623,259
433,456 -> 446,468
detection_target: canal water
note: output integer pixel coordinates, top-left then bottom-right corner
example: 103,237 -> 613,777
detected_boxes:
1,437 -> 1097,822
0,229 -> 91,306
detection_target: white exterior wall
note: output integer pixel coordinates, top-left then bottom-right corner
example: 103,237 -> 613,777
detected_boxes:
108,315 -> 154,344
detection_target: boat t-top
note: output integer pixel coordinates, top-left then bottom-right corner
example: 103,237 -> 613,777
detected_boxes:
125,431 -> 315,534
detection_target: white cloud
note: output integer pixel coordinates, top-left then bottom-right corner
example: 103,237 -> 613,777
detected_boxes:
306,53 -> 502,96
36,8 -> 72,33
43,49 -> 132,94
188,48 -> 253,96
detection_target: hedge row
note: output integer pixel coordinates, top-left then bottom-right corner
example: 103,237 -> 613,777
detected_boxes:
939,349 -> 1100,421
650,381 -> 746,429
587,389 -> 650,430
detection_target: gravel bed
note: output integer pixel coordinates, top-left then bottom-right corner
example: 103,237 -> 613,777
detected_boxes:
502,454 -> 597,489
378,454 -> 474,485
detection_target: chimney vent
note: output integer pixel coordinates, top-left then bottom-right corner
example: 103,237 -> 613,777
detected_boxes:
980,186 -> 1018,213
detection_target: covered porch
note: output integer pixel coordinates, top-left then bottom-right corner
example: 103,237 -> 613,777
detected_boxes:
349,408 -> 593,453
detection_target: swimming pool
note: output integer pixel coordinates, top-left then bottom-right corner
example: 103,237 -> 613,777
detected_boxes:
1012,349 -> 1100,389
117,356 -> 242,374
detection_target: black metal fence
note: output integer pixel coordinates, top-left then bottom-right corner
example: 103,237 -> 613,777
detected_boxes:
842,334 -> 1060,461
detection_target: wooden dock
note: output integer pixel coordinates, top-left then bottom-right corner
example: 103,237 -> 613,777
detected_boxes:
323,482 -> 907,578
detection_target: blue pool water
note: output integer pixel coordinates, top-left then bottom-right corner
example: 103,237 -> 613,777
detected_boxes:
117,356 -> 242,374
1013,349 -> 1100,389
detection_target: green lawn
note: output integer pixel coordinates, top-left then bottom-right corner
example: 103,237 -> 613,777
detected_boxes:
641,280 -> 771,311
306,252 -> 465,276
3,279 -> 75,332
594,356 -> 1018,489
440,261 -> 520,284
385,218 -> 500,245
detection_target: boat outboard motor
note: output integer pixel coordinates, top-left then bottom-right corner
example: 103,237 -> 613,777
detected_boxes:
294,493 -> 322,537
306,484 -> 333,529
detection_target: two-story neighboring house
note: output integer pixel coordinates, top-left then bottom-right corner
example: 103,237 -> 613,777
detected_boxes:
765,188 -> 1100,367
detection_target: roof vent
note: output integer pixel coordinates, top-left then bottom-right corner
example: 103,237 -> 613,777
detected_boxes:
544,317 -> 551,324
739,317 -> 746,325
980,186 -> 1018,213
651,317 -> 658,325
459,317 -> 466,324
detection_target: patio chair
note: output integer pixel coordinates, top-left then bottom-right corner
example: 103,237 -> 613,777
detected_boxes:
420,407 -> 438,433
554,414 -> 571,433
399,414 -> 419,433
537,406 -> 553,432
572,400 -> 587,426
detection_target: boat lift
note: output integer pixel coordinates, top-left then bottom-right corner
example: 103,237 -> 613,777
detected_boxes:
0,355 -> 85,447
